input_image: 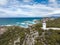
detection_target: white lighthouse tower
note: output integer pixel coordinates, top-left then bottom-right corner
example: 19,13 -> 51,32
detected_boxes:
42,19 -> 46,30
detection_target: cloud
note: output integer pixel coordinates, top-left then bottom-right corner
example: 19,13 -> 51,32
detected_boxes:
48,0 -> 60,8
23,0 -> 32,2
0,0 -> 60,17
47,8 -> 60,15
0,4 -> 54,17
0,0 -> 8,5
49,0 -> 56,2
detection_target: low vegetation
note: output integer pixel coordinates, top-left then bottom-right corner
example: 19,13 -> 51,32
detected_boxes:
46,18 -> 60,28
0,26 -> 28,45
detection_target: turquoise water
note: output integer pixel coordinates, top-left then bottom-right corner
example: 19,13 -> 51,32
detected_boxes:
0,17 -> 42,28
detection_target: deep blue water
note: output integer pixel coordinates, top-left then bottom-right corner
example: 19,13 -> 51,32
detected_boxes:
0,17 -> 43,27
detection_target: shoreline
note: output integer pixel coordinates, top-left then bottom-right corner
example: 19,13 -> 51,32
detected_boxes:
0,19 -> 38,28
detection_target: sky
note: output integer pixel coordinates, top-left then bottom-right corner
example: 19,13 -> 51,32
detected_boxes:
0,0 -> 60,17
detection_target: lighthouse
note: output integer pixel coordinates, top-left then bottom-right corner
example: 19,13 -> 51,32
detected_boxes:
42,19 -> 46,30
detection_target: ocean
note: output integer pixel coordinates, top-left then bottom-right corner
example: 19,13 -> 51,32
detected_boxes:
0,17 -> 43,28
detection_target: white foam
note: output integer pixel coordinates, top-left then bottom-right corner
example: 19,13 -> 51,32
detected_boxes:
33,19 -> 37,22
16,22 -> 20,24
19,20 -> 37,28
21,23 -> 26,25
24,21 -> 36,24
0,25 -> 12,27
5,25 -> 13,26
